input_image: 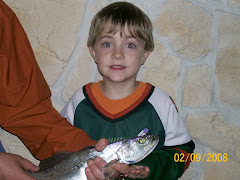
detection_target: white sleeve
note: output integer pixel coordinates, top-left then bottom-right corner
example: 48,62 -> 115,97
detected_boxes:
60,88 -> 85,125
164,102 -> 192,146
148,88 -> 192,146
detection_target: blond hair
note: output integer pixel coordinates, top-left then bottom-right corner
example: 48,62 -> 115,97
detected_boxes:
87,2 -> 154,51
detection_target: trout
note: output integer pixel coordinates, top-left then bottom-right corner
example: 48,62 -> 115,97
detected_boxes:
27,135 -> 159,180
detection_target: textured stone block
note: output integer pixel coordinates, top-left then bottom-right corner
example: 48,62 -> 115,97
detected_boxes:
62,43 -> 93,102
216,12 -> 240,107
153,0 -> 213,61
140,41 -> 180,98
203,157 -> 240,180
183,66 -> 212,107
185,112 -> 238,155
229,0 -> 240,7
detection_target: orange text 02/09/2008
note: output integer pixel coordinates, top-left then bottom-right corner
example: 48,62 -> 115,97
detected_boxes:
174,153 -> 228,163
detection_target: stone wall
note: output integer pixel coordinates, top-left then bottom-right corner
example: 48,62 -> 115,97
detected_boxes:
1,0 -> 240,179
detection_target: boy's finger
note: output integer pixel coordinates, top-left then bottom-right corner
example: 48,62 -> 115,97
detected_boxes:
111,163 -> 130,174
85,167 -> 97,180
132,166 -> 150,178
94,157 -> 106,169
87,160 -> 103,179
95,138 -> 109,152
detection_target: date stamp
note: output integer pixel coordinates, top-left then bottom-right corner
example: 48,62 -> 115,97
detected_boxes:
174,153 -> 228,162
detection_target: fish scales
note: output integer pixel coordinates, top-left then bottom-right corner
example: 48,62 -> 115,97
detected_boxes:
27,135 -> 159,180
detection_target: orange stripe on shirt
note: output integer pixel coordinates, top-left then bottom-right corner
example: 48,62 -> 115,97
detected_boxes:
85,81 -> 152,120
91,81 -> 147,115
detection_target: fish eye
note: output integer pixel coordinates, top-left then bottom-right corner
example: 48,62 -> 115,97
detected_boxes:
139,138 -> 146,144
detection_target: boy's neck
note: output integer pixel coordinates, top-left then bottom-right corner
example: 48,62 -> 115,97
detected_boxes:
100,80 -> 139,100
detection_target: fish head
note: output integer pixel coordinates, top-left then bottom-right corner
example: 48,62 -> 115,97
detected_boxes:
116,135 -> 159,164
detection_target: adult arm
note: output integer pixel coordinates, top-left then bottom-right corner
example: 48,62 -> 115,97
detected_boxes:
0,0 -> 96,160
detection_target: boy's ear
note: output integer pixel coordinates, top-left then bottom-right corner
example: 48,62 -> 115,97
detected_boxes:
141,50 -> 151,65
88,46 -> 97,63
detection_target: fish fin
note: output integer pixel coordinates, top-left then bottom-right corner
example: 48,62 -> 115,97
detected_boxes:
102,160 -> 118,178
39,151 -> 73,171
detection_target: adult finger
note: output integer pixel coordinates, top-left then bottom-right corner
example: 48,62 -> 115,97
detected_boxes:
15,155 -> 39,172
15,170 -> 37,180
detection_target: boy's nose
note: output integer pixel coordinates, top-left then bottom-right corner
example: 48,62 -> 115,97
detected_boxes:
112,47 -> 124,60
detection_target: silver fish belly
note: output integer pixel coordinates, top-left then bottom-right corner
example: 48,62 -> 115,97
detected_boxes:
27,135 -> 159,180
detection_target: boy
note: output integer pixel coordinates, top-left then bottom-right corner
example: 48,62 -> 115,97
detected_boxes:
61,2 -> 195,179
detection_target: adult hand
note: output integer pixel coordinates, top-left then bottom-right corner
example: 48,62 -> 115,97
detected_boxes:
0,152 -> 39,180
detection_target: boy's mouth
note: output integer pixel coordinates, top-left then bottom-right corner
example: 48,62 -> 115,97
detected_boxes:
110,65 -> 126,70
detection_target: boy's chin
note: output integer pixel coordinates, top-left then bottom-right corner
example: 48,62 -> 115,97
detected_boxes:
102,74 -> 137,84
106,78 -> 137,84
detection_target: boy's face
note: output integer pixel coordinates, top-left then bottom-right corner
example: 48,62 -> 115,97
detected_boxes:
89,23 -> 151,84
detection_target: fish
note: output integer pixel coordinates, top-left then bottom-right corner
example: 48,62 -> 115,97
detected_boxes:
26,135 -> 159,180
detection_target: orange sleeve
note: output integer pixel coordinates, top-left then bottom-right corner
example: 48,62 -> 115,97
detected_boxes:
0,0 -> 96,160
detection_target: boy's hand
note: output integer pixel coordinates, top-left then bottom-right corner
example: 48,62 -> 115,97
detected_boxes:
86,157 -> 107,180
125,165 -> 150,179
86,138 -> 149,180
112,163 -> 150,179
0,152 -> 39,180
85,138 -> 128,180
85,138 -> 115,180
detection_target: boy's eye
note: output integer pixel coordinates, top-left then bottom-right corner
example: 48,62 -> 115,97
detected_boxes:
126,43 -> 136,49
102,42 -> 111,47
